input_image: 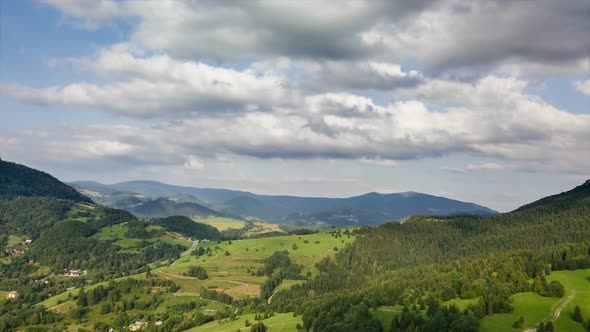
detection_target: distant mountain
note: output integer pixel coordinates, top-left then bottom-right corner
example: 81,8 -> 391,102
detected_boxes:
71,180 -> 497,226
515,179 -> 590,212
107,180 -> 252,205
0,158 -> 92,203
128,197 -> 237,219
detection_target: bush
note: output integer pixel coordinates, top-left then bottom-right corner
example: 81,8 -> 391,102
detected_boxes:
250,322 -> 267,332
187,266 -> 209,280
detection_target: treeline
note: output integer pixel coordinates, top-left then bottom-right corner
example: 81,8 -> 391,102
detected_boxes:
152,216 -> 221,240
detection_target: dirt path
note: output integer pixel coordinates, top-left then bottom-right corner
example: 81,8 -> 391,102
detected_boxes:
552,290 -> 576,321
180,239 -> 199,257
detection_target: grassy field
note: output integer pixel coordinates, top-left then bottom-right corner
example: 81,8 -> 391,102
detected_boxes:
186,312 -> 301,332
547,268 -> 590,332
92,222 -> 192,250
195,217 -> 286,238
479,292 -> 557,331
154,230 -> 355,299
478,268 -> 590,332
194,217 -> 247,231
371,305 -> 405,331
444,297 -> 480,312
7,234 -> 24,246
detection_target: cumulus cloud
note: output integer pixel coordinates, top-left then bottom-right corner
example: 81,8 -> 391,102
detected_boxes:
574,80 -> 590,96
365,0 -> 590,74
7,75 -> 589,174
0,47 -> 293,116
41,0 -> 124,28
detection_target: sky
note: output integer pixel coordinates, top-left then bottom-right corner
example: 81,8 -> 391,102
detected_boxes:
0,0 -> 589,212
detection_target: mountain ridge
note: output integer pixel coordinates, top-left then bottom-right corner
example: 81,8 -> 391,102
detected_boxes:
70,179 -> 498,226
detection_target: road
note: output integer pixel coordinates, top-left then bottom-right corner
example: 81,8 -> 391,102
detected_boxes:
552,290 -> 576,321
180,239 -> 199,257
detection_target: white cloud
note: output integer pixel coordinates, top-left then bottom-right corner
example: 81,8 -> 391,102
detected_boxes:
574,80 -> 590,97
7,75 -> 588,174
184,155 -> 204,170
41,0 -> 124,28
1,47 -> 293,116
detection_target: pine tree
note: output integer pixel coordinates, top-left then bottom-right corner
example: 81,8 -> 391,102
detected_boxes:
573,305 -> 584,323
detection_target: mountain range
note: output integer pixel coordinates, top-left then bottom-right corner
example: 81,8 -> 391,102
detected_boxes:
70,179 -> 498,227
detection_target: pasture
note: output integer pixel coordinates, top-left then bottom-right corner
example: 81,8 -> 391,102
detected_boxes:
186,312 -> 301,332
155,230 -> 355,299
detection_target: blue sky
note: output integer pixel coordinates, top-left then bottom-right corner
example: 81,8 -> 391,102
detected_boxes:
1,0 -> 589,212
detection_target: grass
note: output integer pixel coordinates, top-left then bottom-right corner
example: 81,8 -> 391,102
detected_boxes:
443,297 -> 480,312
186,312 -> 301,332
154,230 -> 355,299
547,268 -> 590,332
7,235 -> 24,246
92,223 -> 192,250
194,218 -> 286,237
194,217 -> 247,231
479,269 -> 590,332
371,305 -> 405,331
479,292 -> 557,331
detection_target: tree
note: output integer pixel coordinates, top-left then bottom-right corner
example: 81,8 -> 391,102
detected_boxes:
187,266 -> 209,280
76,288 -> 88,307
250,322 -> 267,332
573,305 -> 584,322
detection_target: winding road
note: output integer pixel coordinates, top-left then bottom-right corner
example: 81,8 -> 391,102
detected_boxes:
180,239 -> 199,257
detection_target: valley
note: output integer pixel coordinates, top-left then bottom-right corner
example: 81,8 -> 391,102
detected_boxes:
0,159 -> 589,331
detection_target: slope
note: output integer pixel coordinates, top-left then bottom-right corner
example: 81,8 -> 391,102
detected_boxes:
0,158 -> 92,203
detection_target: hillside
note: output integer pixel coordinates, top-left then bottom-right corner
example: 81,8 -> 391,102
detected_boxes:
128,197 -> 237,219
0,158 -> 92,203
515,179 -> 590,212
271,180 -> 590,330
1,160 -> 590,331
71,180 -> 497,226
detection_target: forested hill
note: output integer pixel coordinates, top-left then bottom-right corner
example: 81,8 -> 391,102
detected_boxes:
0,158 -> 92,203
514,179 -> 590,212
272,180 -> 590,331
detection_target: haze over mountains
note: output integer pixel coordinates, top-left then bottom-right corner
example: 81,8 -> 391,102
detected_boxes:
70,180 -> 497,227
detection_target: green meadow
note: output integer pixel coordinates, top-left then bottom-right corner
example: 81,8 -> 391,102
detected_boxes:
154,230 -> 355,299
92,222 -> 192,250
194,217 -> 248,231
186,312 -> 301,332
547,268 -> 590,332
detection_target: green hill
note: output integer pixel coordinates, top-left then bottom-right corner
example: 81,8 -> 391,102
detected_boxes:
271,180 -> 590,330
515,179 -> 590,212
0,158 -> 92,203
152,215 -> 221,240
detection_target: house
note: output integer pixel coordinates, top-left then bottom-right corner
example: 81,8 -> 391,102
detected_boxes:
155,321 -> 163,327
7,291 -> 18,299
28,259 -> 35,265
25,239 -> 33,245
62,269 -> 86,276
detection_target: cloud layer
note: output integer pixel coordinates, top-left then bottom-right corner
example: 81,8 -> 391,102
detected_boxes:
2,0 -> 589,181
